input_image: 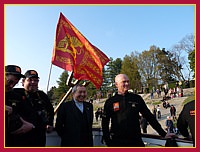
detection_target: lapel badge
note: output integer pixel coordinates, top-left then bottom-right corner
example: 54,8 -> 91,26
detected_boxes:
113,102 -> 119,111
132,103 -> 136,107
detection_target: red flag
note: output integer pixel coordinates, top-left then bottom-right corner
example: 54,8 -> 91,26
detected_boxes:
52,12 -> 110,89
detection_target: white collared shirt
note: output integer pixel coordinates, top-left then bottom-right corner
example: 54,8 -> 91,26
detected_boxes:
74,99 -> 84,113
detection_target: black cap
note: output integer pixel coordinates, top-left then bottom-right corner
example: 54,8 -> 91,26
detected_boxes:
5,65 -> 25,78
24,70 -> 39,78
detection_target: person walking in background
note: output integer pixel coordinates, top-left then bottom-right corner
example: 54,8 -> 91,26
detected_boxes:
169,88 -> 174,99
163,82 -> 169,97
150,91 -> 154,99
165,116 -> 174,133
95,108 -> 100,122
102,74 -> 172,147
139,114 -> 149,133
170,105 -> 177,120
157,105 -> 161,119
177,100 -> 195,147
166,101 -> 170,108
55,84 -> 94,147
156,88 -> 160,98
13,70 -> 54,146
152,106 -> 157,118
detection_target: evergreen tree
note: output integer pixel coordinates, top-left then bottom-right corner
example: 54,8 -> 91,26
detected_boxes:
104,57 -> 122,92
121,53 -> 141,91
47,86 -> 57,105
54,71 -> 70,101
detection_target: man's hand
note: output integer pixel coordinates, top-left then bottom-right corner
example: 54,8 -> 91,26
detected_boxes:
5,105 -> 12,115
165,132 -> 177,139
46,125 -> 54,133
11,117 -> 34,135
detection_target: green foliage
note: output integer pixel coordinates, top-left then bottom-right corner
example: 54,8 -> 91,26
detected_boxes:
156,48 -> 179,82
146,101 -> 162,106
47,71 -> 71,105
152,101 -> 161,105
137,46 -> 161,87
121,53 -> 142,90
188,49 -> 195,78
136,46 -> 183,89
47,86 -> 57,105
86,82 -> 97,98
102,57 -> 122,94
55,71 -> 70,97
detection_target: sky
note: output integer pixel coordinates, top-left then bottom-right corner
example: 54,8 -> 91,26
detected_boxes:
5,4 -> 195,92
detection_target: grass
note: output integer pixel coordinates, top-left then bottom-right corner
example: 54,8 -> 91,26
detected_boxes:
145,99 -> 162,106
182,95 -> 195,105
182,88 -> 195,105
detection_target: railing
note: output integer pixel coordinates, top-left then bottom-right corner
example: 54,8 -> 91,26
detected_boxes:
46,128 -> 193,147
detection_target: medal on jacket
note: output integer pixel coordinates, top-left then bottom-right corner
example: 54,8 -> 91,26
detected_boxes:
132,103 -> 136,107
128,101 -> 137,108
190,110 -> 195,116
113,102 -> 119,111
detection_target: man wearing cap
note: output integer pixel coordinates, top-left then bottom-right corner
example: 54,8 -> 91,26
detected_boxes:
5,65 -> 34,147
13,70 -> 54,147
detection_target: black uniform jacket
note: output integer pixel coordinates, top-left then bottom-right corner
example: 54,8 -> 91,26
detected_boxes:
10,88 -> 54,146
5,90 -> 24,146
55,100 -> 93,147
13,88 -> 54,128
177,100 -> 195,146
102,92 -> 166,144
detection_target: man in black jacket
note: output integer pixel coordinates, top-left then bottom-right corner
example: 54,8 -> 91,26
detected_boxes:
102,74 -> 170,147
5,65 -> 34,147
177,100 -> 195,147
12,70 -> 54,147
55,84 -> 93,147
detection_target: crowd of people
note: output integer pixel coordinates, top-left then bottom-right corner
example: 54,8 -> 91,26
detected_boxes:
5,65 -> 195,147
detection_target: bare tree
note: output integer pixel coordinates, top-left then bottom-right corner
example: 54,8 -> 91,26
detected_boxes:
170,34 -> 195,81
179,33 -> 194,53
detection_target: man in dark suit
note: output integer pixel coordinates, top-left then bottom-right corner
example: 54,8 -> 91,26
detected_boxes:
55,84 -> 93,147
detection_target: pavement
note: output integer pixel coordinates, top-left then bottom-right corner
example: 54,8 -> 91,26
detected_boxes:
145,87 -> 194,135
146,96 -> 188,135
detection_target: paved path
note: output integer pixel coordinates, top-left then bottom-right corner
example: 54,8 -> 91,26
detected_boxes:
146,96 -> 188,135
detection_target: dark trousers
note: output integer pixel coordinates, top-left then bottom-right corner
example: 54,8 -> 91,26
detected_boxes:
158,111 -> 161,119
142,127 -> 147,133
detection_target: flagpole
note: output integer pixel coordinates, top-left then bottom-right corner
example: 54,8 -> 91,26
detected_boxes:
46,63 -> 53,93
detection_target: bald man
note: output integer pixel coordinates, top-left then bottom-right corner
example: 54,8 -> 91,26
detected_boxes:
102,74 -> 168,147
